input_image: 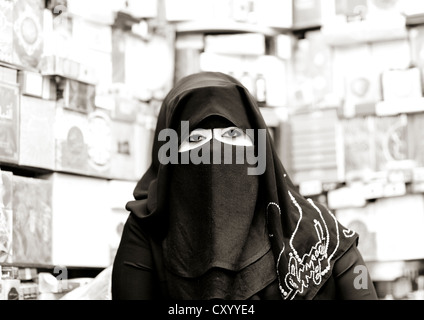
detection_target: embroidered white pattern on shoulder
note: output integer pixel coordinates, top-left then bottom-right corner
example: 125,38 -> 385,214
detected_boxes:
343,229 -> 356,238
274,193 -> 341,300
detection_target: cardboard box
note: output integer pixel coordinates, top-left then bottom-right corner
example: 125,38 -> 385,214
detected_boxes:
0,66 -> 17,85
45,172 -> 111,268
408,112 -> 424,167
381,68 -> 423,101
293,0 -> 322,29
57,78 -> 96,114
54,107 -> 90,175
0,81 -> 19,164
12,0 -> 44,70
19,96 -> 55,170
55,108 -> 112,178
0,170 -> 13,263
0,279 -> 22,300
332,44 -> 380,117
335,205 -> 378,261
11,175 -> 53,265
109,120 -> 137,181
373,114 -> 409,172
0,0 -> 14,64
111,28 -> 126,84
17,70 -> 43,98
342,116 -> 376,181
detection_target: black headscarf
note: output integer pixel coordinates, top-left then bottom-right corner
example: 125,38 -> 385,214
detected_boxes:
126,71 -> 358,300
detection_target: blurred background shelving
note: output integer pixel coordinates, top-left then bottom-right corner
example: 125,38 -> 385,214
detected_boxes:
2,0 -> 424,299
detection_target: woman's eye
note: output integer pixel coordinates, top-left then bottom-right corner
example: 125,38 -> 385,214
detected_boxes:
188,134 -> 206,142
213,127 -> 253,146
222,128 -> 243,138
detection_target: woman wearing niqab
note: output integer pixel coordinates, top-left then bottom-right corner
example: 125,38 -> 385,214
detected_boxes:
111,71 -> 378,300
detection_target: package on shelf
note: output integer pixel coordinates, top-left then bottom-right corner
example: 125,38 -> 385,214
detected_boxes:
335,205 -> 378,262
304,30 -> 334,107
0,66 -> 17,85
56,77 -> 96,114
0,0 -> 14,64
409,38 -> 424,97
0,278 -> 22,300
200,51 -> 288,108
71,20 -> 113,86
293,0 -> 334,29
323,0 -> 406,28
111,28 -> 126,84
407,112 -> 424,167
412,167 -> 424,193
204,33 -> 266,56
332,43 -> 380,117
255,55 -> 288,108
43,172 -> 111,268
42,6 -> 73,60
0,81 -> 19,164
174,45 -> 202,84
342,116 -> 376,182
268,33 -> 293,61
336,194 -> 424,262
12,0 -> 44,70
20,282 -> 38,300
54,107 -> 112,179
39,55 -> 97,84
381,67 -> 423,101
373,114 -> 409,172
109,120 -> 137,181
0,170 -> 13,264
17,70 -> 43,98
11,175 -> 53,265
409,25 -> 424,78
330,0 -> 368,22
366,0 -> 406,22
19,96 -> 55,170
41,75 -> 57,100
289,108 -> 345,184
289,38 -> 315,109
327,182 -> 367,210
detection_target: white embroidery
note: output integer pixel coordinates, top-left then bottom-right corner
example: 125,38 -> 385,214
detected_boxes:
273,194 -> 341,300
343,229 -> 356,238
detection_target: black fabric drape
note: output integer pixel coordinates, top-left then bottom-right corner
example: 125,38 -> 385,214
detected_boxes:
120,71 -> 363,300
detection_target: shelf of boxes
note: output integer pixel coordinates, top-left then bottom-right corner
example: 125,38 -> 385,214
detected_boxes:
0,0 -> 174,296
